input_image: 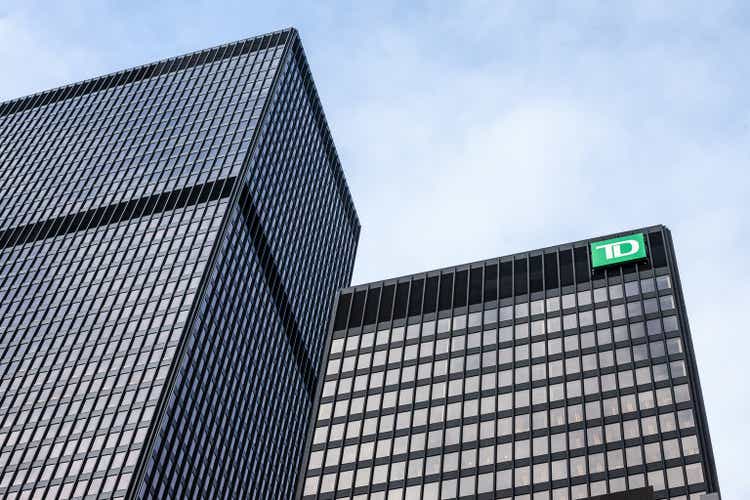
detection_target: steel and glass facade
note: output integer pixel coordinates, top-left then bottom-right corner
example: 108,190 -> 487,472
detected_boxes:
299,226 -> 719,500
0,28 -> 359,499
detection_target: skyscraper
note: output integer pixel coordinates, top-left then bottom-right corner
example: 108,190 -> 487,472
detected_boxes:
0,28 -> 359,499
299,226 -> 719,500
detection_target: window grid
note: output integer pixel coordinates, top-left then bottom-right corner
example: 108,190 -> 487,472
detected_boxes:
301,227 -> 716,500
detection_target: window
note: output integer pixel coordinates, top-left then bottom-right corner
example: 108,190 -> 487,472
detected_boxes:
587,427 -> 603,446
588,452 -> 605,474
626,446 -> 642,467
548,338 -> 562,355
671,360 -> 687,378
570,456 -> 586,477
564,335 -> 579,352
569,430 -> 585,449
567,405 -> 583,423
497,443 -> 512,463
659,412 -> 677,432
478,472 -> 494,493
686,463 -> 704,484
515,440 -> 530,459
647,470 -> 665,492
546,296 -> 560,312
533,410 -> 548,430
498,417 -> 512,436
674,384 -> 691,403
550,406 -> 565,426
496,470 -> 512,490
442,452 -> 459,472
565,358 -> 581,375
611,304 -> 626,321
563,313 -> 577,330
643,298 -> 658,314
441,479 -> 458,499
533,463 -> 549,483
551,459 -> 567,480
515,414 -> 530,432
515,465 -> 531,487
585,401 -> 601,420
666,466 -> 685,488
620,394 -> 637,413
663,439 -> 680,460
533,436 -> 548,456
623,419 -> 640,440
604,422 -> 622,443
581,331 -> 596,348
551,433 -> 566,453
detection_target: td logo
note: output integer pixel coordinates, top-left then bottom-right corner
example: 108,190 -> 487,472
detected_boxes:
590,233 -> 647,268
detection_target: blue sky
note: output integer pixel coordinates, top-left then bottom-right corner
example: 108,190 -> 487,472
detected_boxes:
1,1 -> 748,497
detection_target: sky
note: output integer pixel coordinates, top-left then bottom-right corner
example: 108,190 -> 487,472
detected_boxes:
1,1 -> 748,497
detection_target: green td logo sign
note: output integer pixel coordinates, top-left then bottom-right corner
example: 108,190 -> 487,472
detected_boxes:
590,233 -> 647,268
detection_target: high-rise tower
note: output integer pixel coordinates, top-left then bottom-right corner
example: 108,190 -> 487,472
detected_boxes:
0,28 -> 359,499
299,226 -> 719,500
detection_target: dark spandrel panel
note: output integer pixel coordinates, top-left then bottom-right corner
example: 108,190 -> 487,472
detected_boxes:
408,279 -> 424,316
559,249 -> 574,286
484,264 -> 498,302
393,282 -> 409,319
378,285 -> 395,322
469,267 -> 483,305
592,266 -> 606,281
649,231 -> 667,267
514,257 -> 528,295
544,252 -> 559,290
453,270 -> 468,308
621,262 -> 637,275
438,273 -> 453,311
348,290 -> 366,328
574,246 -> 590,284
500,261 -> 513,298
604,266 -> 619,279
423,276 -> 438,314
333,294 -> 351,331
363,288 -> 380,326
529,255 -> 543,293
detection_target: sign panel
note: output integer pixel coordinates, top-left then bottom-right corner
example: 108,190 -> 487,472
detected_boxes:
590,233 -> 647,268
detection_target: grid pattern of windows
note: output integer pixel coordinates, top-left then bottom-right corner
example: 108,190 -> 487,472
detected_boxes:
0,199 -> 225,498
0,28 -> 359,500
0,37 -> 279,231
133,32 -> 359,500
300,227 -> 718,500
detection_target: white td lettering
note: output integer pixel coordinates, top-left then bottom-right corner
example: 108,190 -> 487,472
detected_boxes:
595,240 -> 640,260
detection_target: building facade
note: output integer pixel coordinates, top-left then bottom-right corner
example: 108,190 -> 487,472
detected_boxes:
0,29 -> 359,499
298,226 -> 719,500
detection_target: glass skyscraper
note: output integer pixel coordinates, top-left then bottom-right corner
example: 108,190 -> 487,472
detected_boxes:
0,28 -> 359,499
299,226 -> 719,500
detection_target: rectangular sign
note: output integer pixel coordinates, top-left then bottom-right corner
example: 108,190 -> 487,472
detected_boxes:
590,233 -> 647,268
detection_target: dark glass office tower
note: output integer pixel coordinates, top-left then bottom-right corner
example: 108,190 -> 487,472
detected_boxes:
0,28 -> 359,499
299,226 -> 719,500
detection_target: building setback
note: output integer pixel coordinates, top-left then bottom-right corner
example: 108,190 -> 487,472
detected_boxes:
0,28 -> 359,499
298,226 -> 719,500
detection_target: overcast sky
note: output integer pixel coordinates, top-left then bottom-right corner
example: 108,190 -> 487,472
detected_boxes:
1,1 -> 748,497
